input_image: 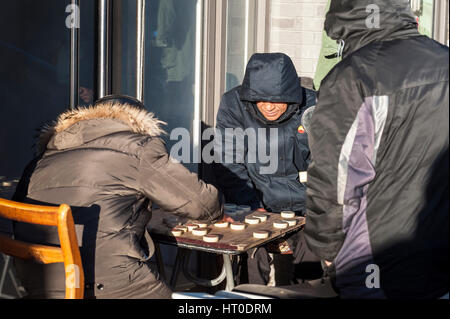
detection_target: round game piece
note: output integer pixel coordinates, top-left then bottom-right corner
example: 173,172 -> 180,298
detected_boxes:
185,223 -> 199,232
253,231 -> 269,239
175,226 -> 188,232
284,219 -> 298,227
238,205 -> 252,212
230,222 -> 246,231
253,214 -> 268,222
245,217 -> 260,225
299,171 -> 308,183
214,221 -> 229,228
194,222 -> 208,228
192,227 -> 209,236
224,203 -> 237,210
280,211 -> 296,219
273,221 -> 289,229
171,228 -> 184,237
203,235 -> 219,243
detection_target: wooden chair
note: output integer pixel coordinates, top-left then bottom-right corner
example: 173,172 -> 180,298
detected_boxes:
0,198 -> 84,299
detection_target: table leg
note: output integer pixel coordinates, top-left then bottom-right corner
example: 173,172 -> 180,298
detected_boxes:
181,250 -> 227,287
170,248 -> 185,289
0,254 -> 10,294
223,254 -> 235,291
154,242 -> 166,281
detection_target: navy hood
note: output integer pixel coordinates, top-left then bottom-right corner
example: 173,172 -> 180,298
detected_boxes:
239,53 -> 303,105
325,0 -> 419,58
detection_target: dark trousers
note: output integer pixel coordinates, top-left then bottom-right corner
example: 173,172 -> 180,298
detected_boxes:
234,230 -> 339,299
237,231 -> 324,285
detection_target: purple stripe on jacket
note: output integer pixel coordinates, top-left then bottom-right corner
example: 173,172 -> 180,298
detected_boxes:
335,97 -> 387,298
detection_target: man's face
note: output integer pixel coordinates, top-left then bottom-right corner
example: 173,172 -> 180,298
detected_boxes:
257,102 -> 288,121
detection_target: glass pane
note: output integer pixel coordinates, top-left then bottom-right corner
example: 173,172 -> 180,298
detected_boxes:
79,1 -> 96,106
0,0 -> 95,199
144,0 -> 199,171
56,1 -> 96,106
0,0 -> 69,187
411,0 -> 435,38
225,0 -> 249,92
112,0 -> 137,97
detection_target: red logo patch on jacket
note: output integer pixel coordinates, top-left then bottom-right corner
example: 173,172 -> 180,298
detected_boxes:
298,125 -> 305,134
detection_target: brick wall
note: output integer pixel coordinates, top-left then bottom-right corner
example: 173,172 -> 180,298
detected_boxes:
269,0 -> 329,79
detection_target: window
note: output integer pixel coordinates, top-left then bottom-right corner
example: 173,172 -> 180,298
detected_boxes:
411,0 -> 435,37
225,0 -> 256,91
0,0 -> 95,194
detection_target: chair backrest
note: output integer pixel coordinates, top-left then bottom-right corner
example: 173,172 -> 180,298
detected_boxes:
0,198 -> 84,299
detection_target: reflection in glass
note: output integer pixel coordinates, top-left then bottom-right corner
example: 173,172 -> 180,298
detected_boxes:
225,0 -> 249,92
0,0 -> 95,185
144,0 -> 198,171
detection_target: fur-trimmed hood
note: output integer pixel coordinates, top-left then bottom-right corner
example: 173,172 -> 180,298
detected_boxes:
37,102 -> 166,155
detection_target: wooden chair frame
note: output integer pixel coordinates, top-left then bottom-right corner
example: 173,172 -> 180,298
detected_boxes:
0,198 -> 84,299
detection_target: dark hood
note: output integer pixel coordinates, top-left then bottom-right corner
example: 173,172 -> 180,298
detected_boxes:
239,53 -> 303,105
325,0 -> 419,58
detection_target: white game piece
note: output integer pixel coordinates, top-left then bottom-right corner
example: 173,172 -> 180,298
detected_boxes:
175,226 -> 188,232
171,228 -> 184,237
284,219 -> 298,227
299,171 -> 308,183
253,231 -> 269,239
192,228 -> 209,236
280,211 -> 295,219
245,217 -> 260,225
185,223 -> 199,232
273,221 -> 289,229
195,222 -> 208,228
203,235 -> 219,243
214,221 -> 229,228
253,214 -> 268,222
230,222 -> 246,231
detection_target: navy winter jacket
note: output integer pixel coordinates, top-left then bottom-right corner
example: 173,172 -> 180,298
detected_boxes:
214,53 -> 316,213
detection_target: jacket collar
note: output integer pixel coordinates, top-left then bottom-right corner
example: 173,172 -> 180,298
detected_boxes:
37,102 -> 166,154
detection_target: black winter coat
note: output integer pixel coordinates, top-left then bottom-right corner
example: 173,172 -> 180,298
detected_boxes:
13,102 -> 223,298
214,53 -> 316,213
305,0 -> 449,299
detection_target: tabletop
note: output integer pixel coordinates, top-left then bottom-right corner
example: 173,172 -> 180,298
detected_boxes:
147,209 -> 305,255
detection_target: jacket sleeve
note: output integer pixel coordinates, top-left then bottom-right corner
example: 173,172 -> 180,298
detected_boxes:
301,87 -> 318,166
304,62 -> 378,262
138,137 -> 224,223
213,95 -> 263,209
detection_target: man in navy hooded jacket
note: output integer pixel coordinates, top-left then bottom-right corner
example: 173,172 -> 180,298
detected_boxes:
213,53 -> 319,284
214,53 -> 315,214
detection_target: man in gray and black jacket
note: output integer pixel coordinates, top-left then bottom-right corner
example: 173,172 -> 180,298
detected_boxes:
305,0 -> 448,299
